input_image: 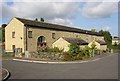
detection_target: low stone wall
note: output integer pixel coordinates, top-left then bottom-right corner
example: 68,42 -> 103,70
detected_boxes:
29,52 -> 64,60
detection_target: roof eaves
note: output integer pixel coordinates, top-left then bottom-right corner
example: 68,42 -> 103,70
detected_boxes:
15,17 -> 103,36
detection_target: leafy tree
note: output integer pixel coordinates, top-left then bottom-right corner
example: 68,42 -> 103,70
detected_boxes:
113,36 -> 118,38
91,42 -> 97,50
114,42 -> 117,46
1,24 -> 7,42
68,43 -> 80,55
0,28 -> 1,41
91,29 -> 96,32
35,18 -> 38,21
83,46 -> 90,57
40,18 -> 44,22
99,30 -> 112,48
90,42 -> 97,57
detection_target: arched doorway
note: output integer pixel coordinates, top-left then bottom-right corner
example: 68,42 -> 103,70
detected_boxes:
37,36 -> 47,47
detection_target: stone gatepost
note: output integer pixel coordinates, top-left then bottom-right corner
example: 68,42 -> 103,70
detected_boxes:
25,51 -> 30,58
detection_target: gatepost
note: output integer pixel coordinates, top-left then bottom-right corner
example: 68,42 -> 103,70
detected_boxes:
25,51 -> 29,58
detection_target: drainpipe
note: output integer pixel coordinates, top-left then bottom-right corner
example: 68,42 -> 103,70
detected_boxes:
24,25 -> 28,51
24,25 -> 29,58
26,25 -> 28,51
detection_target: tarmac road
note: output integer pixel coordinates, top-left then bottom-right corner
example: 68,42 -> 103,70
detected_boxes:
2,53 -> 118,79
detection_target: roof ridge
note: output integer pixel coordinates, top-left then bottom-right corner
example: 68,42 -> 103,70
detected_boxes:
15,17 -> 103,36
15,17 -> 42,23
15,17 -> 83,30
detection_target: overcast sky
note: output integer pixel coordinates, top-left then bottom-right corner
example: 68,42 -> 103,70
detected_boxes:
1,0 -> 119,37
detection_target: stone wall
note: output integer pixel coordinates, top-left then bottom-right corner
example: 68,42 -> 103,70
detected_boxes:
5,17 -> 105,53
26,26 -> 104,52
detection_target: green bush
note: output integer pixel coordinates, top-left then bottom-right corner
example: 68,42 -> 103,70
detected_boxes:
73,53 -> 83,60
53,47 -> 64,52
2,53 -> 14,58
68,43 -> 80,55
82,46 -> 90,57
61,52 -> 84,61
62,52 -> 72,61
48,47 -> 64,53
110,45 -> 120,49
37,47 -> 49,52
37,47 -> 64,53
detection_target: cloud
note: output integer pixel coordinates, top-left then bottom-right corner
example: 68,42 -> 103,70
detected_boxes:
101,26 -> 112,31
50,18 -> 73,26
81,2 -> 118,18
2,1 -> 80,26
2,2 -> 15,18
2,1 -> 118,26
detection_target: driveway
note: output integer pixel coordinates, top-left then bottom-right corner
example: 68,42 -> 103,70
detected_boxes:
2,53 -> 118,79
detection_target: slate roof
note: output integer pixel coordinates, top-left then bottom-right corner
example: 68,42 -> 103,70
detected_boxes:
112,38 -> 120,40
15,17 -> 103,36
96,40 -> 107,45
62,37 -> 88,45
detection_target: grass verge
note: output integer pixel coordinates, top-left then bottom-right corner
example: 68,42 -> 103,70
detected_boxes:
0,53 -> 14,59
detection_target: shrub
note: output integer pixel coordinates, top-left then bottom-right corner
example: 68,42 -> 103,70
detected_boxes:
114,42 -> 117,46
68,43 -> 80,55
62,52 -> 72,61
37,46 -> 49,52
53,47 -> 64,52
90,42 -> 98,57
82,46 -> 90,57
2,53 -> 14,58
48,47 -> 64,53
37,47 -> 63,53
74,53 -> 83,60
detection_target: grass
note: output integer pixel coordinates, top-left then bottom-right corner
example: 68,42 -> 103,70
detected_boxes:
0,53 -> 14,59
109,45 -> 120,53
110,45 -> 120,49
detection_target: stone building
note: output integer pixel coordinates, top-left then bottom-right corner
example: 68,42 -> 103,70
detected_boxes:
5,17 -> 107,53
112,38 -> 120,45
52,37 -> 88,52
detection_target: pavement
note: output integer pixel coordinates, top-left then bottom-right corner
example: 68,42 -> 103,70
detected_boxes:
13,53 -> 117,64
2,53 -> 118,79
0,68 -> 10,81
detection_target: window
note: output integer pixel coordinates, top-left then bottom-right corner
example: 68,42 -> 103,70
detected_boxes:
52,33 -> 55,39
12,45 -> 15,53
38,36 -> 46,42
37,36 -> 46,47
12,32 -> 15,38
28,31 -> 32,38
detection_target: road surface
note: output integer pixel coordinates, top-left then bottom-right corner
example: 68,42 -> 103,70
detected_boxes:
2,53 -> 118,79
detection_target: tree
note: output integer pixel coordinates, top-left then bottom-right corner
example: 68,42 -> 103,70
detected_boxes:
40,18 -> 44,22
83,46 -> 91,57
1,24 -> 7,42
91,29 -> 96,32
114,36 -> 118,38
99,30 -> 112,48
35,18 -> 38,21
0,28 -> 1,41
68,43 -> 80,55
90,42 -> 97,57
114,42 -> 117,46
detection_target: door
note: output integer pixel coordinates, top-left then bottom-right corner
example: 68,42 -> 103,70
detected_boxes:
12,45 -> 15,53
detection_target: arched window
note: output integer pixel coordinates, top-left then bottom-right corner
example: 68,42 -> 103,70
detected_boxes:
37,36 -> 46,42
37,36 -> 46,47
